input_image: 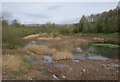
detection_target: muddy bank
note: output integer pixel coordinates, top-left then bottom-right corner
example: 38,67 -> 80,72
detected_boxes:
32,59 -> 119,80
3,59 -> 119,80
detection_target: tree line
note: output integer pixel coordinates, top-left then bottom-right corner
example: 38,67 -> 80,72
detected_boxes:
77,7 -> 118,33
1,7 -> 119,49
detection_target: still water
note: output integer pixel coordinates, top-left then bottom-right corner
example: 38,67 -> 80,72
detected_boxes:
25,40 -> 119,65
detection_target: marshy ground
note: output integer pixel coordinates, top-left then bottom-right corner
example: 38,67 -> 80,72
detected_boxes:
2,33 -> 119,80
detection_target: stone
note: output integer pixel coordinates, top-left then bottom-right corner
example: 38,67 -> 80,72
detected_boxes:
73,60 -> 80,63
76,47 -> 83,53
82,69 -> 86,72
62,75 -> 66,79
53,74 -> 59,79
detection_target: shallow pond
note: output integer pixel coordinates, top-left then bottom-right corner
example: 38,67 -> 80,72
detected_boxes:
24,40 -> 119,65
24,55 -> 68,68
74,54 -> 108,61
79,43 -> 119,59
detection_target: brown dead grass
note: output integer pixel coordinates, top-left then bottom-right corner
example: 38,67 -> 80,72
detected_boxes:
3,55 -> 24,71
49,48 -> 57,55
26,44 -> 49,56
52,51 -> 73,60
25,44 -> 73,60
25,44 -> 57,59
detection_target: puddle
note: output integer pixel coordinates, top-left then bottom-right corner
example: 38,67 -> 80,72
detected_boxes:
74,54 -> 86,60
25,40 -> 118,64
74,54 -> 108,61
88,55 -> 108,61
42,56 -> 53,63
25,55 -> 67,68
91,45 -> 118,59
24,55 -> 53,64
79,43 -> 118,59
24,55 -> 34,63
25,52 -> 108,65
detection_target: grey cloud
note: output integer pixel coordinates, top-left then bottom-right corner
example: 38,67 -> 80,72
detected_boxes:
61,17 -> 80,24
22,13 -> 50,19
47,5 -> 61,10
2,11 -> 13,19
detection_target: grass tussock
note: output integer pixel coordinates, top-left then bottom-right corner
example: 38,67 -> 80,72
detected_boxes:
49,48 -> 57,55
52,51 -> 73,60
25,44 -> 73,60
3,55 -> 24,71
25,44 -> 57,59
26,44 -> 49,55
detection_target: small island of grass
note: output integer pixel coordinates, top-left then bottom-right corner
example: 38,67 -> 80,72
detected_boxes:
92,43 -> 120,48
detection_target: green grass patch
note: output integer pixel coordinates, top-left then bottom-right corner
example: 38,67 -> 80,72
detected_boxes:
11,70 -> 27,76
86,53 -> 96,56
92,43 -> 120,48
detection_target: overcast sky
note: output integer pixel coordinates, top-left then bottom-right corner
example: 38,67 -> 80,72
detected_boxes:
1,2 -> 118,24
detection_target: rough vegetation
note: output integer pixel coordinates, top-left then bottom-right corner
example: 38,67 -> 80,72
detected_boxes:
93,43 -> 120,48
1,5 -> 119,80
3,55 -> 24,71
25,44 -> 73,60
25,44 -> 49,59
52,51 -> 73,60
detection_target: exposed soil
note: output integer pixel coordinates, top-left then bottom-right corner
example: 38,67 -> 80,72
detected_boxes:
3,59 -> 119,80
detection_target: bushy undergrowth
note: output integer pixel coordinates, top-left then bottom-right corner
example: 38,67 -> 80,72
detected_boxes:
2,25 -> 37,49
2,19 -> 118,50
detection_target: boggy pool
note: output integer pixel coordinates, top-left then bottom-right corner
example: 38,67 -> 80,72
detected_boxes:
24,40 -> 119,65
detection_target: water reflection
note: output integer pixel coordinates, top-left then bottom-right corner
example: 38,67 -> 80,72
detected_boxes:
25,55 -> 53,64
74,54 -> 108,61
88,55 -> 108,61
90,45 -> 118,59
80,44 -> 118,59
25,40 -> 118,65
